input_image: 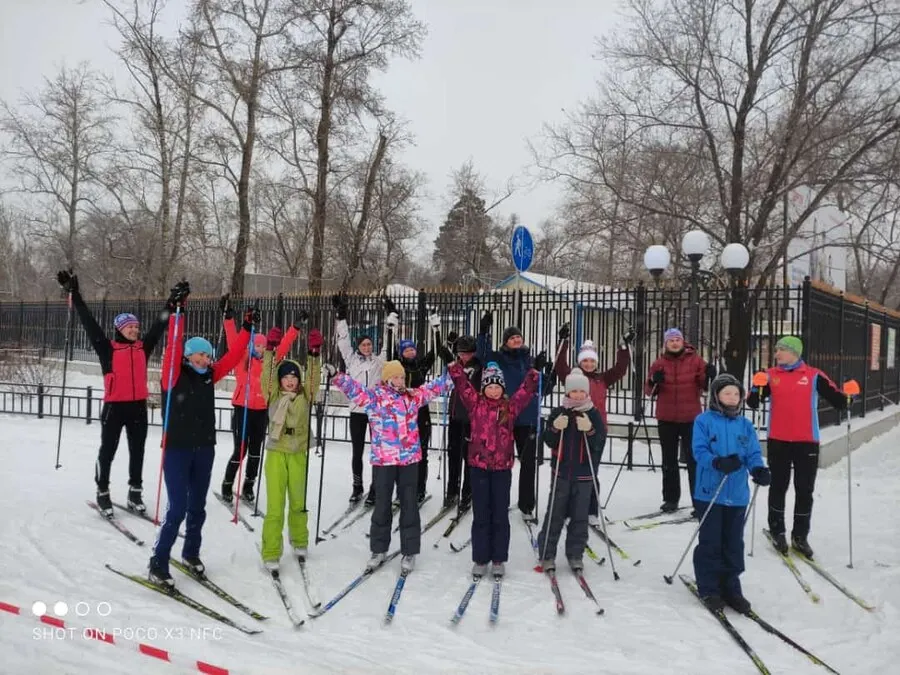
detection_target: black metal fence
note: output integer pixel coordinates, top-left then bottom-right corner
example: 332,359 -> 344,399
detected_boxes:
2,277 -> 898,433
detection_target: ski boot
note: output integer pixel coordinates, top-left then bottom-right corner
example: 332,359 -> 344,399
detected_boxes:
182,557 -> 206,577
401,555 -> 416,573
588,514 -> 600,527
294,546 -> 308,563
472,562 -> 488,578
459,494 -> 472,512
241,481 -> 255,505
723,593 -> 752,615
148,557 -> 175,589
442,494 -> 459,510
491,562 -> 505,578
416,493 -> 427,507
568,558 -> 585,573
126,486 -> 146,513
366,552 -> 386,571
264,560 -> 279,574
221,481 -> 234,503
791,534 -> 814,559
96,491 -> 114,518
771,532 -> 789,555
701,594 -> 725,611
349,484 -> 364,503
660,501 -> 679,513
541,559 -> 556,573
364,487 -> 376,507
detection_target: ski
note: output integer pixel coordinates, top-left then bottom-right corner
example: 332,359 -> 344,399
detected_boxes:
574,571 -> 605,615
87,501 -> 144,546
308,550 -> 402,618
297,557 -> 322,610
680,575 -> 771,675
450,576 -> 482,624
393,495 -> 432,532
793,550 -> 875,612
213,492 -> 255,532
321,502 -> 363,537
590,523 -> 638,564
522,514 -> 539,556
105,564 -> 261,635
433,505 -> 471,547
763,530 -> 820,604
744,609 -> 841,673
111,502 -> 185,539
546,570 -> 565,615
608,505 -> 691,525
267,569 -> 305,628
170,559 -> 268,621
340,504 -> 375,533
384,570 -> 410,624
623,515 -> 695,531
584,545 -> 606,566
421,502 -> 456,535
450,537 -> 471,553
490,575 -> 501,624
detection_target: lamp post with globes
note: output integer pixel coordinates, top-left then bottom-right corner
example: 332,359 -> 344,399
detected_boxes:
720,242 -> 751,375
681,230 -> 711,345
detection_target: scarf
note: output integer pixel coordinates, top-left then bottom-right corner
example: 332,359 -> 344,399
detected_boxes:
268,391 -> 298,442
562,396 -> 594,413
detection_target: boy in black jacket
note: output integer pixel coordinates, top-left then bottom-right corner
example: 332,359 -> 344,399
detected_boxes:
536,369 -> 606,573
438,333 -> 480,510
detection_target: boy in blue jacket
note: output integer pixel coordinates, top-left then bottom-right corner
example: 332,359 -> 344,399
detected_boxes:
692,374 -> 771,614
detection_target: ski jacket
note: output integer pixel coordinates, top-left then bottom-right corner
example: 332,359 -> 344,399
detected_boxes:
160,314 -> 250,449
476,332 -> 554,427
448,362 -> 538,471
554,340 -> 629,426
335,319 -> 387,414
439,347 -> 483,425
71,290 -> 167,402
645,345 -> 709,423
332,373 -> 449,466
543,407 -> 606,481
746,361 -> 846,443
224,319 -> 299,410
262,352 -> 321,455
692,410 -> 765,507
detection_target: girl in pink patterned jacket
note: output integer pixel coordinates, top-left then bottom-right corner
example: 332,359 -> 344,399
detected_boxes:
448,360 -> 538,578
333,361 -> 449,573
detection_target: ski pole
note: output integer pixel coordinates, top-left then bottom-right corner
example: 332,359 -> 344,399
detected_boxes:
538,432 -> 564,565
314,343 -> 337,545
663,473 -> 727,584
744,484 -> 759,527
601,449 -> 629,511
54,289 -> 74,469
747,484 -> 759,557
584,431 -> 620,581
155,306 -> 182,525
232,325 -> 255,524
846,405 -> 853,569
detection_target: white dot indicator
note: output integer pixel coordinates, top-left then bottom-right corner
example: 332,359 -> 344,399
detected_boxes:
54,602 -> 68,617
32,601 -> 47,617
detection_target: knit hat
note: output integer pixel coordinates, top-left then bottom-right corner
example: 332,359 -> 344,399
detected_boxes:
775,335 -> 803,358
664,328 -> 684,343
277,359 -> 301,381
502,326 -> 523,345
114,313 -> 139,332
709,373 -> 744,418
252,333 -> 266,357
183,337 -> 214,357
398,339 -> 416,356
455,335 -> 476,354
565,367 -> 590,395
577,340 -> 599,364
355,334 -> 373,349
481,361 -> 506,392
381,360 -> 405,383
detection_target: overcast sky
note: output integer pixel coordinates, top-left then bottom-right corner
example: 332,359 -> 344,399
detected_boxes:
1,0 -> 619,252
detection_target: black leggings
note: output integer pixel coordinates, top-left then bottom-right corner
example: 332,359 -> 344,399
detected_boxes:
224,406 -> 268,486
349,412 -> 370,488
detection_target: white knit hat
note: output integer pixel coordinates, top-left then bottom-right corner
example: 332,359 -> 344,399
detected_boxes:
577,340 -> 599,365
565,368 -> 590,395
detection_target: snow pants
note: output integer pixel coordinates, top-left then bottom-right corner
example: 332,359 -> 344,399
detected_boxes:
536,476 -> 592,562
224,406 -> 268,487
349,412 -> 371,490
152,446 -> 215,574
767,439 -> 819,538
514,425 -> 539,514
95,400 -> 148,491
693,502 -> 745,598
446,420 -> 472,504
370,463 -> 420,556
261,450 -> 309,561
658,420 -> 697,507
470,467 -> 512,565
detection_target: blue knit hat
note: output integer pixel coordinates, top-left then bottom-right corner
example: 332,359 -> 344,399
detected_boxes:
399,339 -> 416,355
184,337 -> 214,357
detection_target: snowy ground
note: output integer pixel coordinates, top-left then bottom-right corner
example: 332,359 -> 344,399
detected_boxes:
0,413 -> 897,675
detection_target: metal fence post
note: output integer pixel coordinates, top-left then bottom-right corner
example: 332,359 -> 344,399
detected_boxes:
86,385 -> 93,425
862,301 -> 869,417
633,282 -> 646,421
416,288 -> 427,347
37,383 -> 44,419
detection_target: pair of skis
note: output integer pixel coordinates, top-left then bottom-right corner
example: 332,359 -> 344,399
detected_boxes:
680,575 -> 840,674
450,573 -> 502,624
763,530 -> 875,611
213,491 -> 255,532
589,522 -> 640,566
87,501 -> 145,546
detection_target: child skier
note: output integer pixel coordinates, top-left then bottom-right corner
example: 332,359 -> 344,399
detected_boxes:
537,369 -> 606,572
692,373 -> 770,613
260,328 -> 324,571
447,360 -> 538,578
148,302 -> 256,588
221,307 -> 301,505
56,270 -> 181,516
332,361 -> 449,573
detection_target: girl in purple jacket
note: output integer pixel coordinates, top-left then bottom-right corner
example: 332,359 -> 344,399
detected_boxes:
448,361 -> 538,579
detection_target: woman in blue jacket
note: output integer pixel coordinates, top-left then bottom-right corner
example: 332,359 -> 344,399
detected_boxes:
692,374 -> 771,614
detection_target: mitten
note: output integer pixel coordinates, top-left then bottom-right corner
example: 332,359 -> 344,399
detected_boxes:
385,312 -> 399,328
56,270 -> 79,293
558,322 -> 570,341
575,414 -> 592,432
323,363 -> 337,378
293,310 -> 309,330
622,327 -> 635,345
651,370 -> 665,384
479,311 -> 493,334
242,306 -> 259,331
751,466 -> 771,486
307,329 -> 324,355
705,362 -> 717,379
266,327 -> 283,350
712,454 -> 742,474
428,312 -> 441,328
553,415 -> 569,431
332,293 -> 348,321
533,350 -> 548,371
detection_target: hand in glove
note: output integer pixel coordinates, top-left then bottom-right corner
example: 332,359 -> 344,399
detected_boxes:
651,370 -> 665,384
323,363 -> 338,378
242,306 -> 259,331
266,327 -> 283,350
332,293 -> 348,321
167,280 -> 191,311
479,311 -> 493,334
558,322 -> 570,341
552,414 -> 569,431
533,350 -> 548,372
223,306 -> 235,320
428,312 -> 441,328
712,454 -> 742,474
751,466 -> 772,486
705,362 -> 718,380
385,312 -> 399,329
575,414 -> 592,432
293,310 -> 309,330
382,294 -> 397,316
622,326 -> 635,345
307,328 -> 324,356
56,269 -> 79,293
446,331 -> 458,348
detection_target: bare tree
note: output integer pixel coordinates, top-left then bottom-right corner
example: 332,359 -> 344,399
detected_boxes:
0,65 -> 113,269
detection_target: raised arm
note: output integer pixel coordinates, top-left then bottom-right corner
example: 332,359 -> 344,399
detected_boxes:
602,346 -> 630,386
160,312 -> 184,392
223,314 -> 240,350
412,373 -> 450,408
333,373 -> 375,411
509,368 -> 540,420
448,361 -> 479,411
70,290 -> 111,360
262,350 -> 279,403
335,318 -> 355,365
304,355 -> 322,403
275,324 -> 300,362
141,308 -> 169,356
554,338 -> 572,380
212,326 -> 251,384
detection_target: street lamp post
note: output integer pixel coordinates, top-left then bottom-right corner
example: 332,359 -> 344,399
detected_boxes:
643,245 -> 671,288
682,230 -> 711,345
720,243 -> 751,376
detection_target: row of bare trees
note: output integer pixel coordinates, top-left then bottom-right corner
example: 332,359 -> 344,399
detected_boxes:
0,0 -> 427,300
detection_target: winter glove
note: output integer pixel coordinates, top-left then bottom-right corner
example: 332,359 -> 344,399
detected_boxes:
558,322 -> 570,341
323,363 -> 337,378
428,311 -> 441,328
622,326 -> 635,345
712,454 -> 742,474
242,306 -> 259,331
223,307 -> 235,320
533,350 -> 548,371
385,312 -> 399,329
705,362 -> 717,380
166,280 -> 191,311
332,293 -> 348,321
293,310 -> 309,330
575,414 -> 592,432
382,294 -> 397,316
751,466 -> 772,486
307,328 -> 324,356
446,331 -> 459,348
651,370 -> 665,384
219,293 -> 230,313
266,327 -> 283,350
56,269 -> 79,293
552,414 -> 569,431
479,311 -> 493,334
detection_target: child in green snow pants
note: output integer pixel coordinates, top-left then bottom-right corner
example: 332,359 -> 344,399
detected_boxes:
261,451 -> 310,560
